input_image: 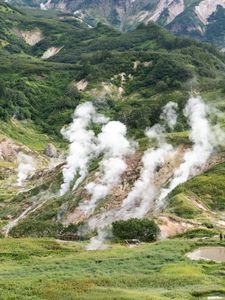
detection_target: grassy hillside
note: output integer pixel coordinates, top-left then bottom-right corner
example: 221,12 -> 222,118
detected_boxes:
0,2 -> 225,298
167,162 -> 225,215
0,237 -> 225,299
6,0 -> 225,49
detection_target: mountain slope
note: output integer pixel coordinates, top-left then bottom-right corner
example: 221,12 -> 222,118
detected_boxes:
7,0 -> 225,49
1,0 -> 225,136
0,1 -> 225,241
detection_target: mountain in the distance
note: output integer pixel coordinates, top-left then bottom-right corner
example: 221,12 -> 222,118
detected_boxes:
6,0 -> 225,49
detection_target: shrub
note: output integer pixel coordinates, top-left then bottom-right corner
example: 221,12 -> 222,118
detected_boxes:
112,218 -> 160,242
10,220 -> 63,238
58,224 -> 80,240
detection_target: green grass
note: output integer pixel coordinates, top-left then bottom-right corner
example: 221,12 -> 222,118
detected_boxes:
166,193 -> 201,219
0,238 -> 225,299
0,119 -> 63,152
167,162 -> 225,212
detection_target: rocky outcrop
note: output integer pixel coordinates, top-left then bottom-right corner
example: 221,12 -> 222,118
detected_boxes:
195,0 -> 225,25
43,143 -> 58,158
0,138 -> 24,162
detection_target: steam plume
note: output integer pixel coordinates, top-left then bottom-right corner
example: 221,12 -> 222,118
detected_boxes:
117,125 -> 175,219
79,121 -> 135,215
156,96 -> 215,210
160,101 -> 178,130
17,152 -> 35,186
60,102 -> 108,196
86,103 -> 178,249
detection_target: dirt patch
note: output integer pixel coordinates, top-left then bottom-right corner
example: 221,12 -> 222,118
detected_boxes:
76,79 -> 88,91
15,29 -> 43,46
158,214 -> 194,238
154,145 -> 188,189
41,46 -> 63,59
133,60 -> 141,70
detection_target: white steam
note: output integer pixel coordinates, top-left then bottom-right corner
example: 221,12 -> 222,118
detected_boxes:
118,125 -> 175,219
156,96 -> 215,210
160,101 -> 178,130
79,121 -> 135,215
86,228 -> 110,250
60,102 -> 108,196
62,97 -> 223,250
86,103 -> 178,250
17,152 -> 35,187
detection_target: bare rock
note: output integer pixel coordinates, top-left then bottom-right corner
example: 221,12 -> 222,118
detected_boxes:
44,143 -> 58,158
0,138 -> 20,162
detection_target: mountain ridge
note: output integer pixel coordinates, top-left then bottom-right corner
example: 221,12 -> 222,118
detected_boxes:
6,0 -> 225,49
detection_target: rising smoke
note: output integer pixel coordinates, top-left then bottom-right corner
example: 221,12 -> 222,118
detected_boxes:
17,152 -> 35,187
117,125 -> 175,219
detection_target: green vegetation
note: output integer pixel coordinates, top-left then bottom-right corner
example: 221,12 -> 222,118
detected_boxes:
112,218 -> 160,242
168,162 -> 225,212
0,238 -> 225,299
166,193 -> 201,219
0,119 -> 63,151
0,3 -> 225,298
10,221 -> 79,238
6,0 -> 225,49
177,228 -> 218,239
10,220 -> 64,237
0,1 -> 225,139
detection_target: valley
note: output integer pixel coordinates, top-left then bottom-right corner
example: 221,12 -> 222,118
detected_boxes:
0,0 -> 225,298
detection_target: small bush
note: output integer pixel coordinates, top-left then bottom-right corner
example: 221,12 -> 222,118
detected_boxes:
112,218 -> 160,242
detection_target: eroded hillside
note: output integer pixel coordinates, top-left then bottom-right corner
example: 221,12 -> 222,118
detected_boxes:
0,1 -> 225,246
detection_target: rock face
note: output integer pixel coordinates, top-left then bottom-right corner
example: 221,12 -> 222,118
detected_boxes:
195,0 -> 225,25
0,138 -> 23,162
44,143 -> 58,158
11,0 -> 225,48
